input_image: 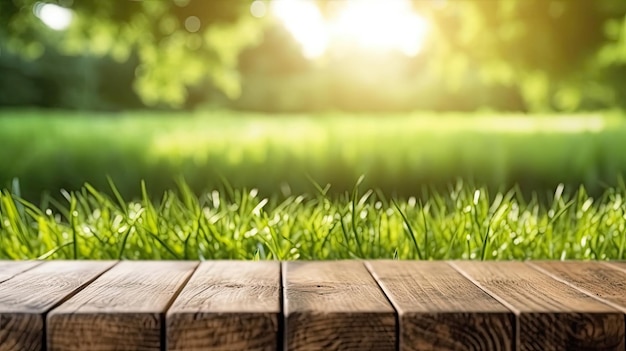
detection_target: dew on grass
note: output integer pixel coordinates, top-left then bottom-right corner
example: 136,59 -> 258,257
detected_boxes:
211,191 -> 221,208
269,213 -> 281,225
408,197 -> 416,207
473,190 -> 480,205
613,195 -> 622,210
2,179 -> 626,260
322,215 -> 333,224
244,228 -> 258,238
359,210 -> 367,219
581,198 -> 593,212
248,189 -> 258,198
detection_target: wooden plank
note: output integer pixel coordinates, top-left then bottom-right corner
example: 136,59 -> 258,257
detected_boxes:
451,261 -> 625,351
167,261 -> 280,351
47,260 -> 197,351
284,261 -> 396,351
0,260 -> 42,284
530,261 -> 626,313
0,260 -> 114,351
606,261 -> 626,273
367,260 -> 514,351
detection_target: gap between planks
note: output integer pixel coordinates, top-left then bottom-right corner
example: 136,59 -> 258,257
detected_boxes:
450,261 -> 625,351
0,261 -> 117,351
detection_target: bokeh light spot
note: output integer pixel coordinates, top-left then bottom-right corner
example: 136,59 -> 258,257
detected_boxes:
184,16 -> 201,33
173,0 -> 190,7
186,34 -> 202,50
250,1 -> 267,18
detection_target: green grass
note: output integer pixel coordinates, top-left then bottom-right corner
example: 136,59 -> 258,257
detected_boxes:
3,109 -> 626,201
1,179 -> 625,260
3,109 -> 626,260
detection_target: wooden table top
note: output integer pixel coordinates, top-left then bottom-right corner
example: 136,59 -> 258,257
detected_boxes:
0,260 -> 624,351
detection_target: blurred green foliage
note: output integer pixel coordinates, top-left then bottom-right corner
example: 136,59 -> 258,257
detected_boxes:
0,0 -> 625,112
237,0 -> 626,112
2,110 -> 626,202
0,0 -> 262,108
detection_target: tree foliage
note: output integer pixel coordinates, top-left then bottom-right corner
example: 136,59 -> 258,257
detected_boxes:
1,0 -> 625,111
232,0 -> 626,112
0,0 -> 263,107
444,0 -> 626,111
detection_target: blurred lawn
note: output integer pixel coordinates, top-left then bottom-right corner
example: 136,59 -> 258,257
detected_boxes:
1,109 -> 625,201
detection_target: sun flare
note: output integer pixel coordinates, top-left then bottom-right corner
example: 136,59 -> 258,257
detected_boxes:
270,0 -> 429,59
33,2 -> 73,31
271,0 -> 328,59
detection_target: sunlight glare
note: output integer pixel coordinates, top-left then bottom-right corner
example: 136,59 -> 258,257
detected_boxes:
272,0 -> 328,59
333,0 -> 428,57
33,2 -> 73,31
272,0 -> 429,59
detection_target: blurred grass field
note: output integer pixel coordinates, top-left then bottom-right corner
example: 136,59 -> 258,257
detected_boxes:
2,109 -> 626,202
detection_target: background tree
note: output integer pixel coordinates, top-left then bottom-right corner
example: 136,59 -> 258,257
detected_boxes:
0,0 -> 263,108
1,0 -> 625,112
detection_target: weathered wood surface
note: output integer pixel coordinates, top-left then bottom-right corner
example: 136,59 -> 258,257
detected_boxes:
0,260 -> 114,351
606,261 -> 626,273
0,261 -> 41,284
451,261 -> 625,351
530,261 -> 626,313
167,261 -> 280,351
47,261 -> 197,351
367,261 -> 514,351
284,261 -> 396,351
0,260 -> 625,351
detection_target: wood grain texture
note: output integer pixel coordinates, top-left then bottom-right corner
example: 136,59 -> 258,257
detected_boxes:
451,261 -> 625,351
0,260 -> 114,351
284,261 -> 396,351
167,261 -> 280,351
606,261 -> 626,273
367,260 -> 514,351
47,261 -> 197,351
530,261 -> 626,313
0,261 -> 41,284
